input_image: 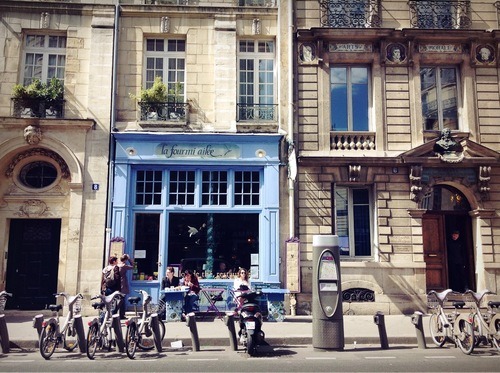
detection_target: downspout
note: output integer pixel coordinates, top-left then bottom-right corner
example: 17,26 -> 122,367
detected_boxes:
287,0 -> 295,240
104,0 -> 120,262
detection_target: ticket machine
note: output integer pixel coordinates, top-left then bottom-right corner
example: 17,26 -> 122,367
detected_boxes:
312,235 -> 344,350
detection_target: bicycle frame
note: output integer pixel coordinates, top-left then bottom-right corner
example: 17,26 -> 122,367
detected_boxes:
465,289 -> 500,350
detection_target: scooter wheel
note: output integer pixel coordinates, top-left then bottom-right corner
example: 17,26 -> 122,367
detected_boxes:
246,335 -> 256,357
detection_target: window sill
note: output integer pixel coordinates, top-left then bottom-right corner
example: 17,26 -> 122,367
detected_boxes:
236,122 -> 279,133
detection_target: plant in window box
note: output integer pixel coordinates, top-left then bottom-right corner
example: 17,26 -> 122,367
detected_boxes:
131,76 -> 168,121
12,78 -> 64,118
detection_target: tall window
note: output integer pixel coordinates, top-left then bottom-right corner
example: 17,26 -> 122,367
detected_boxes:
330,66 -> 369,131
145,38 -> 185,102
334,186 -> 372,257
238,40 -> 275,121
420,67 -> 459,131
22,34 -> 66,85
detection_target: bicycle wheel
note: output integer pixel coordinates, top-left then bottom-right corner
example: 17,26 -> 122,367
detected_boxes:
86,324 -> 99,360
456,319 -> 475,355
491,316 -> 500,351
125,323 -> 138,359
63,324 -> 79,351
138,322 -> 155,351
39,323 -> 58,360
429,313 -> 446,347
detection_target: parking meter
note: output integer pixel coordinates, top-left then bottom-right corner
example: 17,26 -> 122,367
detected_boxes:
312,235 -> 344,350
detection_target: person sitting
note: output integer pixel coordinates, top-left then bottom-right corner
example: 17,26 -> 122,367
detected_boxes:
183,269 -> 200,317
233,268 -> 251,309
159,266 -> 180,320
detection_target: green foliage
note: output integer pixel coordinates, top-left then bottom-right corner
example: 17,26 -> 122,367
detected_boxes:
137,76 -> 168,103
12,78 -> 64,102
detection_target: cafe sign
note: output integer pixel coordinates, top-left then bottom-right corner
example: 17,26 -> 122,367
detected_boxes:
155,143 -> 241,159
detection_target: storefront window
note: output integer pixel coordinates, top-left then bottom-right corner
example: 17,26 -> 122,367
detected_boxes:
167,213 -> 259,279
133,213 -> 160,281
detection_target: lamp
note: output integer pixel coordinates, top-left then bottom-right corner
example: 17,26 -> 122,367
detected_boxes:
255,149 -> 266,158
126,147 -> 137,156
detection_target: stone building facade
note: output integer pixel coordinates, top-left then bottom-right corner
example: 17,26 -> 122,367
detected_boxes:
294,0 -> 500,314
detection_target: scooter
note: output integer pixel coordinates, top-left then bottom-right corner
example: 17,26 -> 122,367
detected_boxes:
237,290 -> 265,356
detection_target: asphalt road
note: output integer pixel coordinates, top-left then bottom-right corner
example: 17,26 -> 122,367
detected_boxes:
0,343 -> 499,372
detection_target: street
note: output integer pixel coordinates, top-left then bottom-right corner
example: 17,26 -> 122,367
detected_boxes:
1,344 -> 499,372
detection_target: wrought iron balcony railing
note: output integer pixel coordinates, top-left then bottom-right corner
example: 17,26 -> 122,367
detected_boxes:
139,101 -> 189,121
319,0 -> 382,28
237,103 -> 277,122
11,98 -> 64,119
144,0 -> 189,4
238,0 -> 277,6
408,0 -> 471,29
330,132 -> 376,151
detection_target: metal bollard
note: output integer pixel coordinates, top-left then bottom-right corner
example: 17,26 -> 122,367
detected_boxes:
373,311 -> 389,349
224,313 -> 238,351
0,314 -> 10,353
185,313 -> 200,351
73,314 -> 87,353
411,311 -> 426,349
32,314 -> 44,338
111,314 -> 125,353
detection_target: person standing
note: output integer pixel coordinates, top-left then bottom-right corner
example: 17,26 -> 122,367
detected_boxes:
117,253 -> 134,319
233,268 -> 251,308
101,256 -> 120,296
447,230 -> 468,292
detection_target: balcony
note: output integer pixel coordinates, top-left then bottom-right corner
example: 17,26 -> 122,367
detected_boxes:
330,132 -> 376,151
408,0 -> 471,29
319,0 -> 382,28
144,0 -> 189,4
238,0 -> 276,6
11,98 -> 64,119
139,101 -> 189,122
237,103 -> 277,122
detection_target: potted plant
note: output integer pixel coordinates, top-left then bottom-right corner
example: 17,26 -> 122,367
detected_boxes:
12,78 -> 64,118
133,76 -> 168,120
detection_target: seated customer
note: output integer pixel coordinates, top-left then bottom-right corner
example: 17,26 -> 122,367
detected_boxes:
160,267 -> 180,319
183,269 -> 200,316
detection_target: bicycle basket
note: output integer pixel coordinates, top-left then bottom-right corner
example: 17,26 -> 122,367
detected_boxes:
147,299 -> 166,315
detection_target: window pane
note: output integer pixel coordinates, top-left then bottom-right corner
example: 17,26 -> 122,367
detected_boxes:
133,213 -> 160,281
331,67 -> 348,131
335,187 -> 350,255
440,68 -> 458,130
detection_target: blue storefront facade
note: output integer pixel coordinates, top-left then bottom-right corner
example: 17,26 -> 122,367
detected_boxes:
110,132 -> 283,316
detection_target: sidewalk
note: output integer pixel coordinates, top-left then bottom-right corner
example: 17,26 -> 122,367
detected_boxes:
3,311 -> 432,350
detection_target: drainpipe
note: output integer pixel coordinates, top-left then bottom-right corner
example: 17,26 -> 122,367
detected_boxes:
104,0 -> 120,262
287,0 -> 295,240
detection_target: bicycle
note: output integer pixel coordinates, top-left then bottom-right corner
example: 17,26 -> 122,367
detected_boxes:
464,289 -> 500,351
125,289 -> 165,358
428,289 -> 475,355
0,291 -> 13,353
38,292 -> 84,360
86,291 -> 125,360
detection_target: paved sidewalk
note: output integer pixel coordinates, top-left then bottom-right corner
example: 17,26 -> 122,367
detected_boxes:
2,311 -> 432,350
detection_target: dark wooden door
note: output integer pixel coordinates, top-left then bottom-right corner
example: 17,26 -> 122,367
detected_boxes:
6,219 -> 61,309
423,214 -> 447,291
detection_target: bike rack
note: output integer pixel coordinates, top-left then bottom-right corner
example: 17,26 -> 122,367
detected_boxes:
224,313 -> 238,351
185,313 -> 200,351
112,314 -> 125,353
411,311 -> 427,349
0,314 -> 10,353
32,314 -> 44,341
373,311 -> 389,349
150,313 -> 163,353
73,314 -> 87,353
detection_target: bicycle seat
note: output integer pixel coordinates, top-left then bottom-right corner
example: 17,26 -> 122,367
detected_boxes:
429,289 -> 454,303
488,301 -> 500,308
48,304 -> 63,312
128,296 -> 141,305
92,301 -> 105,310
465,289 -> 493,303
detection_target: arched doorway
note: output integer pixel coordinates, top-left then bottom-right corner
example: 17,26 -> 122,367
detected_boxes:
422,185 -> 475,292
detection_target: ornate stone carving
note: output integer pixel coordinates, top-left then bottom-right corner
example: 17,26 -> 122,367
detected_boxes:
23,125 -> 42,145
5,148 -> 70,179
479,166 -> 491,200
348,164 -> 361,182
252,18 -> 261,35
409,165 -> 423,202
433,128 -> 464,163
40,12 -> 50,29
160,16 -> 170,33
16,199 -> 50,217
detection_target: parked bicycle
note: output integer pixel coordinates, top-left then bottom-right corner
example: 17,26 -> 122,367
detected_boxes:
39,292 -> 84,360
464,289 -> 500,350
428,289 -> 475,355
86,291 -> 125,360
124,289 -> 165,358
0,291 -> 12,353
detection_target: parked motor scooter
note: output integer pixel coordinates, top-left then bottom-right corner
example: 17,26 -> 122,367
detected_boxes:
236,290 -> 265,356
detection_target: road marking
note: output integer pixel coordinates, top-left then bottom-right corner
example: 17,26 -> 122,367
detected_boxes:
424,355 -> 456,359
480,356 -> 499,359
1,360 -> 34,363
364,356 -> 396,359
306,357 -> 337,360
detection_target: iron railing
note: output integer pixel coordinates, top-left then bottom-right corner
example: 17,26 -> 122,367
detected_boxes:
237,103 -> 277,122
319,0 -> 382,28
11,98 -> 64,119
408,0 -> 471,29
139,101 -> 189,121
237,0 -> 277,6
144,0 -> 189,4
